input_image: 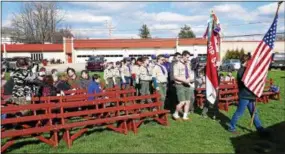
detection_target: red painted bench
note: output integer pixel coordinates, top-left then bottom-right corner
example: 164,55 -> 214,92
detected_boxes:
1,101 -> 58,153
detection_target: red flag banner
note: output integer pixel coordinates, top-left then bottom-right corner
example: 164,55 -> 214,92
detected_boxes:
206,33 -> 219,104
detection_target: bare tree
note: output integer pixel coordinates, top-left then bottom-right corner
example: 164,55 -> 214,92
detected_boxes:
11,2 -> 64,44
52,25 -> 74,43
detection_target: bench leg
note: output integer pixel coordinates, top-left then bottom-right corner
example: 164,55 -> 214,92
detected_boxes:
70,128 -> 88,143
154,114 -> 168,126
106,121 -> 128,135
50,131 -> 58,147
63,130 -> 72,148
1,139 -> 15,153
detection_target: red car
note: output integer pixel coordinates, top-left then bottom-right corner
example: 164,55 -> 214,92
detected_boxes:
85,56 -> 105,72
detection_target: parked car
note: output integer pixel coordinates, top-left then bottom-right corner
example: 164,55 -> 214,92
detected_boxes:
197,56 -> 206,69
4,57 -> 31,72
220,59 -> 241,72
270,53 -> 285,70
85,56 -> 105,72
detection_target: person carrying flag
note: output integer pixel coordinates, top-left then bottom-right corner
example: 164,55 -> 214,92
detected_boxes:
229,1 -> 282,136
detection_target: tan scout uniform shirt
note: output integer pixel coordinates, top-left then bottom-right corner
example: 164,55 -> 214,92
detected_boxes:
131,65 -> 140,83
139,65 -> 152,81
104,68 -> 114,83
152,64 -> 168,83
173,61 -> 195,87
149,61 -> 156,71
121,65 -> 131,77
121,64 -> 131,83
113,67 -> 121,78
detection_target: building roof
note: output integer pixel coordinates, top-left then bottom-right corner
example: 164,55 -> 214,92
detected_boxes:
1,44 -> 63,52
74,38 -> 177,49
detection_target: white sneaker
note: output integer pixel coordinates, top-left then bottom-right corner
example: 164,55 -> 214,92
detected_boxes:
173,113 -> 180,120
183,113 -> 190,121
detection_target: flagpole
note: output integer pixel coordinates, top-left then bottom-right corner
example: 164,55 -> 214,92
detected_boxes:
249,1 -> 283,127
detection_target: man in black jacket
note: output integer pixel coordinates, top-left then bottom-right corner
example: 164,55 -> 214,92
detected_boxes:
229,54 -> 265,135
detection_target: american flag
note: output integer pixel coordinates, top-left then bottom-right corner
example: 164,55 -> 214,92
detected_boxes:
242,14 -> 279,97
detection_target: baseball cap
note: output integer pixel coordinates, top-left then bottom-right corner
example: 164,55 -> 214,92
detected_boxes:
151,55 -> 157,60
164,54 -> 170,58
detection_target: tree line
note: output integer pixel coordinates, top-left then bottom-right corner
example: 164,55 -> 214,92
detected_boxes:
223,48 -> 247,61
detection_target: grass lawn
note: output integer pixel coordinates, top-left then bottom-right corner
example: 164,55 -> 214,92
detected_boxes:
2,70 -> 285,153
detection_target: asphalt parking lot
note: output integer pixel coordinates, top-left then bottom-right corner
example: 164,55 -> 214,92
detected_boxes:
44,63 -> 86,73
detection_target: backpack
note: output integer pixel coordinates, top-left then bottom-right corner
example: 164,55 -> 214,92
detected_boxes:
269,85 -> 280,93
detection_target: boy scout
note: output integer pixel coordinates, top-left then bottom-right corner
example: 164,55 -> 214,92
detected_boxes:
104,62 -> 115,88
131,58 -> 139,86
173,50 -> 195,121
121,58 -> 132,89
152,55 -> 168,108
113,61 -> 122,89
132,58 -> 143,96
139,56 -> 152,103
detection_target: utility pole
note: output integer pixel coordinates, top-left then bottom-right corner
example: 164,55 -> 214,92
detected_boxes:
105,20 -> 115,38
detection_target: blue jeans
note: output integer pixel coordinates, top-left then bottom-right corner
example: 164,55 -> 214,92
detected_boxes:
229,98 -> 263,132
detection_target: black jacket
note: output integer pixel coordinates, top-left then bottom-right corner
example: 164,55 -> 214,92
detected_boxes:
237,66 -> 256,100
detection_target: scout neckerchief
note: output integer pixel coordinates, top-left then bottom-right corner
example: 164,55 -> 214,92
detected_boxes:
127,64 -> 131,74
157,64 -> 166,75
145,64 -> 149,75
184,62 -> 189,79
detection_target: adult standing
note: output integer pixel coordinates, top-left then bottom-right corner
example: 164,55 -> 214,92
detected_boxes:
172,50 -> 194,121
229,55 -> 266,135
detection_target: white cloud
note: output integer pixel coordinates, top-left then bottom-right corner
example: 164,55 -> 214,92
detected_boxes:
2,14 -> 13,27
69,2 -> 147,13
213,4 -> 258,21
71,28 -> 107,38
278,26 -> 284,31
61,10 -> 112,23
257,2 -> 285,15
150,24 -> 180,30
135,11 -> 208,23
171,2 -> 203,8
112,33 -> 140,39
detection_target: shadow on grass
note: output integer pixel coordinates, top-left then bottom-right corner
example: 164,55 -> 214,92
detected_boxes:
3,138 -> 44,153
230,121 -> 285,154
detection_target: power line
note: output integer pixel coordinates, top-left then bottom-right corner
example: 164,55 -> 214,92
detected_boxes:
67,21 -> 282,32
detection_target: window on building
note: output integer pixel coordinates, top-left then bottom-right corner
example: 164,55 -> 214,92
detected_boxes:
31,53 -> 43,61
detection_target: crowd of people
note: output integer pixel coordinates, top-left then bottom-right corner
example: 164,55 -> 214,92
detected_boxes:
1,51 -> 237,118
1,50 -> 269,136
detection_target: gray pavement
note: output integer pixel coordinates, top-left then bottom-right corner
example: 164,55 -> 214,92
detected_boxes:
43,63 -> 86,73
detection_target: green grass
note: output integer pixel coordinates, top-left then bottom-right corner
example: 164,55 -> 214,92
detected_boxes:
2,70 -> 285,153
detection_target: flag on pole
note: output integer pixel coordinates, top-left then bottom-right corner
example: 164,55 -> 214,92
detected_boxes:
205,11 -> 220,104
242,2 -> 282,97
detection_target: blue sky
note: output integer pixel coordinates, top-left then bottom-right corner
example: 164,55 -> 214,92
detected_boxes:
2,1 -> 285,40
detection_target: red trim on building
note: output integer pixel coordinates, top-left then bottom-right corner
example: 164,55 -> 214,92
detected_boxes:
74,38 -> 177,49
1,44 -> 63,52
